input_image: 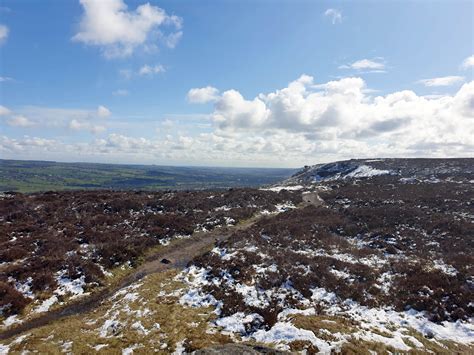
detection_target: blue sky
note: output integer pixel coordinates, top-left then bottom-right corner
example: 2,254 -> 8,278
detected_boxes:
0,0 -> 473,167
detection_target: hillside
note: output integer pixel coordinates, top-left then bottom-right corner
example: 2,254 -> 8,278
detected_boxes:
0,158 -> 473,353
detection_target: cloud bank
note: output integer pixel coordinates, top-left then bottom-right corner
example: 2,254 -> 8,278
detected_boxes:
1,105 -> 112,135
3,75 -> 473,167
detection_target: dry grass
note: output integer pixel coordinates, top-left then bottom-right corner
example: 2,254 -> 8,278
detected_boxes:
2,270 -> 232,354
3,269 -> 473,354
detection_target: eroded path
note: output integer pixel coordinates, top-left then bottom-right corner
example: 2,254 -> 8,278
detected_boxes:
0,217 -> 259,341
0,191 -> 322,341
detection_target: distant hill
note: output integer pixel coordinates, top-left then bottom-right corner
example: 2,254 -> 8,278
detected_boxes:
0,159 -> 296,193
281,158 -> 474,186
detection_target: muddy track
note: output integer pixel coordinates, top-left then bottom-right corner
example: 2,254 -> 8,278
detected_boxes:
0,192 -> 321,341
0,217 -> 260,341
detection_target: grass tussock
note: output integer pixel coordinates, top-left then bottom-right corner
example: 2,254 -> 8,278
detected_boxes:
291,314 -> 358,335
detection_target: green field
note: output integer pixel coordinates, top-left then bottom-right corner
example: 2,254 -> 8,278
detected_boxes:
0,159 -> 296,193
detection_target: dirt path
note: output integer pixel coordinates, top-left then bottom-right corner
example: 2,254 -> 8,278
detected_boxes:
0,191 -> 322,341
0,217 -> 258,341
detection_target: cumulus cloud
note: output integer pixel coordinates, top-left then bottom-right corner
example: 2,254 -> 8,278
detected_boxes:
191,75 -> 474,161
72,0 -> 182,58
139,64 -> 165,76
7,115 -> 34,127
187,86 -> 220,103
339,58 -> 386,72
0,24 -> 8,44
0,105 -> 11,116
213,89 -> 269,128
324,9 -> 342,24
97,105 -> 111,118
3,77 -> 473,167
417,76 -> 464,87
462,55 -> 474,69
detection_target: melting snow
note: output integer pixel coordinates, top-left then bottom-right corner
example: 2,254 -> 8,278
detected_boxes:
34,295 -> 58,313
56,271 -> 86,297
345,165 -> 391,179
122,344 -> 141,355
432,259 -> 458,276
172,340 -> 186,355
249,322 -> 335,352
261,185 -> 304,192
92,344 -> 108,351
178,261 -> 474,352
215,312 -> 263,334
177,266 -> 222,312
2,315 -> 21,327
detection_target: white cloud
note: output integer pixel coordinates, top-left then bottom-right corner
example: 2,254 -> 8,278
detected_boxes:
113,89 -> 129,96
120,65 -> 165,79
0,105 -> 11,116
0,24 -> 8,44
324,9 -> 342,24
7,115 -> 34,127
69,119 -> 106,134
213,89 -> 269,128
97,105 -> 111,118
161,119 -> 173,129
5,106 -> 112,131
164,31 -> 182,48
139,64 -> 165,76
339,58 -> 386,72
192,75 -> 474,161
72,0 -> 182,58
0,76 -> 13,82
187,86 -> 220,103
461,55 -> 474,69
417,76 -> 464,87
3,78 -> 473,167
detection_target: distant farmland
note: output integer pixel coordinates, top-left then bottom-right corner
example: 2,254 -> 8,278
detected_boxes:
0,159 -> 297,193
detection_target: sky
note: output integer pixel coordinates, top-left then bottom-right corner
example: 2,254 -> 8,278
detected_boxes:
0,0 -> 473,168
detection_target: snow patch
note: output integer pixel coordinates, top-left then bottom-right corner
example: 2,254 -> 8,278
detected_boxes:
249,322 -> 333,352
345,165 -> 391,179
34,295 -> 58,313
261,185 -> 304,192
215,312 -> 263,334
